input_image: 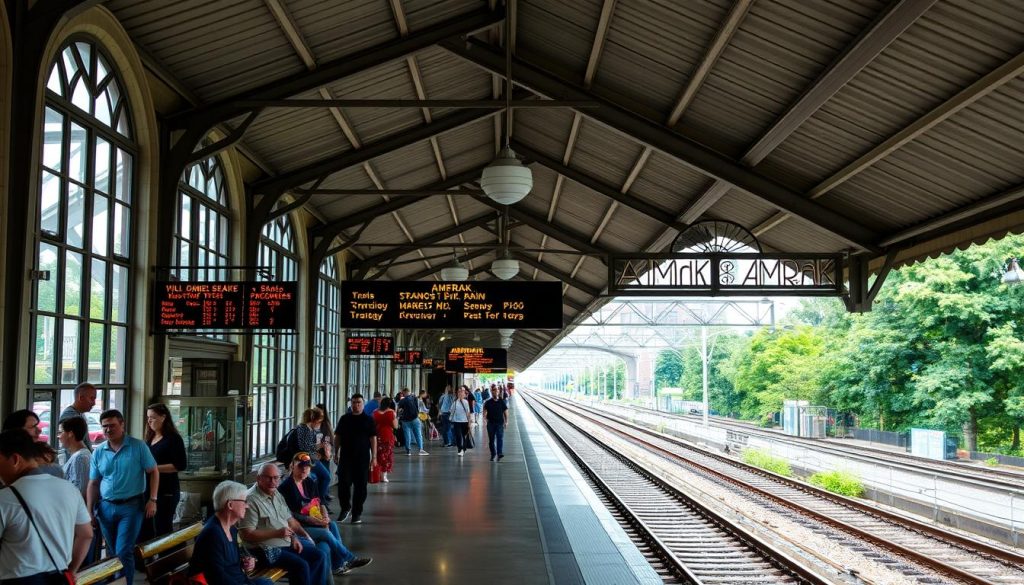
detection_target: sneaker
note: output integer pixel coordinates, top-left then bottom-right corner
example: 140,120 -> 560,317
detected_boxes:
458,450 -> 464,457
418,450 -> 429,456
498,454 -> 504,461
406,450 -> 412,456
382,473 -> 389,483
490,455 -> 495,461
351,516 -> 362,524
347,558 -> 373,571
337,509 -> 351,522
333,565 -> 349,575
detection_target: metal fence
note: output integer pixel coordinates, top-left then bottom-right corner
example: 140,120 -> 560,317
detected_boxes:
852,428 -> 910,449
969,451 -> 1024,468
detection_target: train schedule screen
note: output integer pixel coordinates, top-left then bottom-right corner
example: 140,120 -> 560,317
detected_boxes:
446,347 -> 507,373
340,281 -> 562,329
154,281 -> 297,331
346,336 -> 394,356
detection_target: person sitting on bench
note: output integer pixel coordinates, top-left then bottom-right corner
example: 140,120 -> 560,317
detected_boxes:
190,480 -> 272,585
239,463 -> 329,585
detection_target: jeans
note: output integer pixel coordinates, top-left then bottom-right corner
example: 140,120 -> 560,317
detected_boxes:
487,421 -> 505,456
401,419 -> 423,452
337,458 -> 370,517
261,537 -> 328,585
309,460 -> 332,503
97,497 -> 145,585
306,523 -> 355,570
439,413 -> 452,445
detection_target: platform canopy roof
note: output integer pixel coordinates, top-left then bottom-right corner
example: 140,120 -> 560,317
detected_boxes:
105,0 -> 1024,370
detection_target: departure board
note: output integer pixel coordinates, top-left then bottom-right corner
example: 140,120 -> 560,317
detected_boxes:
393,350 -> 422,366
446,347 -> 507,373
346,336 -> 393,356
340,281 -> 562,329
154,281 -> 298,331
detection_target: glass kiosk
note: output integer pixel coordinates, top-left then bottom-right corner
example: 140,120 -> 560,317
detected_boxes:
164,395 -> 248,520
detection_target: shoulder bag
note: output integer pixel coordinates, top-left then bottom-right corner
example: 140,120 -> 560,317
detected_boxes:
8,485 -> 77,585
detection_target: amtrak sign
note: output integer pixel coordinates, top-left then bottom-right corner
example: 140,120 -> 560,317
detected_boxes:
609,253 -> 845,297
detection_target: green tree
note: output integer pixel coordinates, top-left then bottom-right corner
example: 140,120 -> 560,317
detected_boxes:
654,349 -> 684,393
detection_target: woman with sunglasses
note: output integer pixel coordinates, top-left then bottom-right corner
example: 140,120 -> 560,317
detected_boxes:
279,453 -> 371,576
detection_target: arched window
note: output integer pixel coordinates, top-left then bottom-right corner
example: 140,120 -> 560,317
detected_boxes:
251,215 -> 297,459
314,257 -> 341,419
174,154 -> 231,339
32,39 -> 135,442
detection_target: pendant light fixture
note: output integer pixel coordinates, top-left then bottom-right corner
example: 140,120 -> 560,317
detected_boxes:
480,2 -> 532,206
440,250 -> 469,281
490,208 -> 520,280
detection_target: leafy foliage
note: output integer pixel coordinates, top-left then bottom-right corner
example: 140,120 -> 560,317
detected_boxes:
808,470 -> 864,497
741,448 -> 793,477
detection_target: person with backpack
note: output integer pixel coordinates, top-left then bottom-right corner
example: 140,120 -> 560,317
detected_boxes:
397,389 -> 427,456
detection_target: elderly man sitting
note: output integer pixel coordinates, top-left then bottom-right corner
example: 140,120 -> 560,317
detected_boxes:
239,463 -> 329,585
190,480 -> 271,585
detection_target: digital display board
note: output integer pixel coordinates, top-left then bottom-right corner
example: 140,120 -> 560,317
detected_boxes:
346,336 -> 394,356
393,350 -> 422,366
446,347 -> 507,373
340,281 -> 562,329
154,281 -> 297,331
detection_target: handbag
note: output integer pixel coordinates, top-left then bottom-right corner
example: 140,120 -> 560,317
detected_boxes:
369,465 -> 382,484
8,486 -> 77,585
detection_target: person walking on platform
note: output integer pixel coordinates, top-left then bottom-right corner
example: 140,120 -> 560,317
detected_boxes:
240,463 -> 328,585
449,387 -> 473,456
471,387 -> 483,423
483,386 -> 509,461
364,393 -> 381,417
139,403 -> 187,542
437,386 -> 455,447
280,453 -> 371,574
87,409 -> 159,585
373,397 -> 398,482
0,429 -> 93,583
335,394 -> 377,524
397,388 -> 427,455
59,416 -> 100,564
60,383 -> 97,447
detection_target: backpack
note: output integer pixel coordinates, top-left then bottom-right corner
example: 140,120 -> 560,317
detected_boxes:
275,427 -> 298,463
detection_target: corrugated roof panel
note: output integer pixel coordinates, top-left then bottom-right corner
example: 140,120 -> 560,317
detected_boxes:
312,165 -> 376,195
400,198 -> 460,239
323,60 -> 423,145
518,0 -> 604,81
108,0 -> 307,102
371,141 -> 442,189
704,188 -> 778,229
290,0 -> 398,64
681,0 -> 882,153
415,47 -> 494,118
628,151 -> 714,218
593,0 -> 732,116
517,164 -> 557,217
764,0 -> 1024,190
403,0 -> 489,34
434,118 -> 497,176
594,205 -> 664,251
757,216 -> 851,254
243,107 -> 350,173
513,108 -> 579,160
569,118 -> 646,188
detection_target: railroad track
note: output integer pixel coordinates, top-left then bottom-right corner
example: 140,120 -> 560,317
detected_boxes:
627,402 -> 1024,489
528,391 -> 1024,585
522,393 -> 833,585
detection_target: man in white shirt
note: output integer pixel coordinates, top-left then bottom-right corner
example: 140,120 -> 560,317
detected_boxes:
0,428 -> 93,582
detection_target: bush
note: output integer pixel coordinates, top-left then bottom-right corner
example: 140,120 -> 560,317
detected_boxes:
808,470 -> 864,497
741,448 -> 793,477
984,457 -> 1000,467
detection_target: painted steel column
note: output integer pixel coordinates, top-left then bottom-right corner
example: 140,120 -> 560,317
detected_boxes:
701,324 -> 709,428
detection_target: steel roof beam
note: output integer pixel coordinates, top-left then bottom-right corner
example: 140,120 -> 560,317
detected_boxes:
351,213 -> 495,274
403,248 -> 493,280
472,195 -> 609,259
312,164 -> 489,242
511,141 -> 688,231
583,0 -> 618,88
442,39 -> 881,252
167,7 -> 503,130
511,252 -> 602,297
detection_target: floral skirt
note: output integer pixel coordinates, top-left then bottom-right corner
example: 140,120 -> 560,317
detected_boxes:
377,439 -> 394,472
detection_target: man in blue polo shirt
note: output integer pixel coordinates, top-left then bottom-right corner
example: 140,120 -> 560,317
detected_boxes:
86,409 -> 159,585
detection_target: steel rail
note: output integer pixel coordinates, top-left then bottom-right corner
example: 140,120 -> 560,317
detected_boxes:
533,391 -> 1024,585
522,393 -> 834,585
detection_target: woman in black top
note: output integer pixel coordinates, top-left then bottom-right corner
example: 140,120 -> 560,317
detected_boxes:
138,403 -> 187,542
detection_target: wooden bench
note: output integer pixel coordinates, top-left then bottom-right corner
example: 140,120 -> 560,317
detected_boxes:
134,522 -> 286,584
75,557 -> 124,585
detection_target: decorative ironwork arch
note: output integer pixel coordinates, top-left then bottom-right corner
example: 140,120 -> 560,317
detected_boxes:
672,220 -> 761,254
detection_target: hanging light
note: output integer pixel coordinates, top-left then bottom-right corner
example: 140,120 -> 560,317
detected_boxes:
490,255 -> 520,280
480,2 -> 532,206
440,252 -> 469,281
498,328 -> 515,338
1003,258 -> 1024,286
481,148 -> 532,205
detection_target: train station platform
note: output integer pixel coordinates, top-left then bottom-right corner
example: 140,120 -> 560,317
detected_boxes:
330,400 -> 661,585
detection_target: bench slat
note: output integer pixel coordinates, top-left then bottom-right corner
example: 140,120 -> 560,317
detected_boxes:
76,557 -> 123,585
135,522 -> 203,559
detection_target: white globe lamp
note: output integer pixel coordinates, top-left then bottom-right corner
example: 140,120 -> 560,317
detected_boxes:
440,258 -> 468,281
490,256 -> 520,280
480,147 -> 532,205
